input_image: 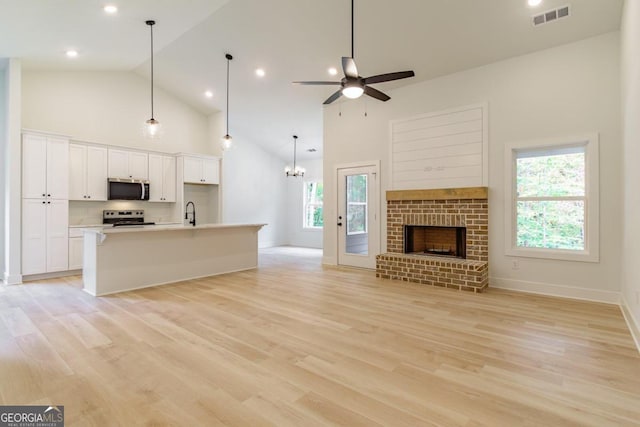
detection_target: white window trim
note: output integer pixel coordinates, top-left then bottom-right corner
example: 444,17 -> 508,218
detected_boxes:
303,181 -> 323,230
504,133 -> 599,263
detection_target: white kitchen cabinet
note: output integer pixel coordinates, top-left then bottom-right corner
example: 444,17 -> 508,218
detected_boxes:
108,148 -> 148,180
69,143 -> 108,201
22,133 -> 69,199
68,237 -> 83,270
22,199 -> 69,275
148,154 -> 176,202
182,155 -> 219,184
22,132 -> 70,275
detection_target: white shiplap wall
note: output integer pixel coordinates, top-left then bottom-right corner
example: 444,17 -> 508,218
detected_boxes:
390,103 -> 488,190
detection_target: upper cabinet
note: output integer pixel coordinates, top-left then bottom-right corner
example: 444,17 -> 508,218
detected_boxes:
22,133 -> 69,200
69,143 -> 108,201
182,155 -> 220,184
108,148 -> 148,180
148,154 -> 176,202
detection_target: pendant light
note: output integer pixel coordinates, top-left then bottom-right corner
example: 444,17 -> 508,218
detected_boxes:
143,20 -> 161,139
285,135 -> 305,177
221,53 -> 233,151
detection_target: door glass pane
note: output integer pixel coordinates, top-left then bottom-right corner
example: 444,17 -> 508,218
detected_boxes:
346,174 -> 368,255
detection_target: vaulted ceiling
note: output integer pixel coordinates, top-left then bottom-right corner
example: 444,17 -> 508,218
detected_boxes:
0,0 -> 623,160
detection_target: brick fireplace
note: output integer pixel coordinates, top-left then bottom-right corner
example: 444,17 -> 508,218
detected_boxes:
376,187 -> 489,292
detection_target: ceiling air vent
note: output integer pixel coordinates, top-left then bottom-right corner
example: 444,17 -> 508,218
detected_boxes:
533,5 -> 570,26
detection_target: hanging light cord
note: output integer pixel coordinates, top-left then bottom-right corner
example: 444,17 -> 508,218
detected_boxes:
293,136 -> 297,172
226,56 -> 230,135
147,20 -> 155,120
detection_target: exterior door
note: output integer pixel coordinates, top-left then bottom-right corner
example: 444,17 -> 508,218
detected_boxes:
337,165 -> 379,269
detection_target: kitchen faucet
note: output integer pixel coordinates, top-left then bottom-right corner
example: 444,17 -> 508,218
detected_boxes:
185,201 -> 196,227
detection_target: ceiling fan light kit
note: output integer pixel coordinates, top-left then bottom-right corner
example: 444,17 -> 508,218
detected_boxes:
293,0 -> 415,105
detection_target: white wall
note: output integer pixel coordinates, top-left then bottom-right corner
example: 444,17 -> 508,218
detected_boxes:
3,59 -> 22,284
323,32 -> 621,302
286,157 -> 323,248
22,71 -> 212,155
621,0 -> 640,344
221,130 -> 288,248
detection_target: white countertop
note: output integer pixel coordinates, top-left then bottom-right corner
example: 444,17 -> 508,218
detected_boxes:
81,223 -> 266,235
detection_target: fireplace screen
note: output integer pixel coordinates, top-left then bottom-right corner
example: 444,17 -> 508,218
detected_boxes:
403,225 -> 466,259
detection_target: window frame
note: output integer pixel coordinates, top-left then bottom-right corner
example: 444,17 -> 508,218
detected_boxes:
504,134 -> 599,263
303,180 -> 323,230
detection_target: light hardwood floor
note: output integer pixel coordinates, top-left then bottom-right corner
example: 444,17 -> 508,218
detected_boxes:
1,247 -> 639,426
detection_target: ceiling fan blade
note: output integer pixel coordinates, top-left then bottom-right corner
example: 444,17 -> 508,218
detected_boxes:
292,81 -> 341,85
363,70 -> 415,85
364,86 -> 390,102
323,90 -> 343,105
342,57 -> 359,78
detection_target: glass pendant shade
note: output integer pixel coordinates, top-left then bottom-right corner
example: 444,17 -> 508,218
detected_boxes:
221,134 -> 233,151
144,118 -> 162,139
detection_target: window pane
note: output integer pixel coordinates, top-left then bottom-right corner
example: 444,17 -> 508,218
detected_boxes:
516,200 -> 585,250
305,205 -> 323,228
347,204 -> 367,234
303,181 -> 323,229
347,175 -> 367,203
516,151 -> 585,197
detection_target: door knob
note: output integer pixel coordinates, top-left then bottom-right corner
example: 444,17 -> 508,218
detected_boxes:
337,222 -> 343,226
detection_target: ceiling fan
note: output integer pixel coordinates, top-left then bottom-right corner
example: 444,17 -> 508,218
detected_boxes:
293,0 -> 415,105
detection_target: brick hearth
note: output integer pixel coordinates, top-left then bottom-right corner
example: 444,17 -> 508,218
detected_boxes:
376,187 -> 489,292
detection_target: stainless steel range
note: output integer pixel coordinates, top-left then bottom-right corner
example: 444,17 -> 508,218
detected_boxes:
103,210 -> 156,227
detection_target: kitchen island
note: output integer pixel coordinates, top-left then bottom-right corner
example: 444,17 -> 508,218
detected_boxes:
82,223 -> 265,296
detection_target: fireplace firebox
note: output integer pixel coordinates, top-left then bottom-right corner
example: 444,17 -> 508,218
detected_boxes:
403,225 -> 466,259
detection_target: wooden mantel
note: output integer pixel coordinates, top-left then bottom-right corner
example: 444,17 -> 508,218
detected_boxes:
386,187 -> 488,201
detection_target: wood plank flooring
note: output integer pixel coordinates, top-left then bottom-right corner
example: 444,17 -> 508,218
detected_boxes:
1,246 -> 639,426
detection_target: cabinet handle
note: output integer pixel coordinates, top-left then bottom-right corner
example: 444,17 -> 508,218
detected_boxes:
47,201 -> 51,204
88,195 -> 91,199
83,195 -> 87,198
42,201 -> 45,204
42,193 -> 45,197
47,194 -> 50,197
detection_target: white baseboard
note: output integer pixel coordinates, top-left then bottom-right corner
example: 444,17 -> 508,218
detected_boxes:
621,294 -> 640,354
322,256 -> 337,266
490,276 -> 620,304
3,272 -> 22,285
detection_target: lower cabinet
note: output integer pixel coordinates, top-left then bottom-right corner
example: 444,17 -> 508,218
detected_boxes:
22,199 -> 69,275
68,237 -> 83,270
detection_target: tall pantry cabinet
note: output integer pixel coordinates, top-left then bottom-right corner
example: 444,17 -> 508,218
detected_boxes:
21,132 -> 70,275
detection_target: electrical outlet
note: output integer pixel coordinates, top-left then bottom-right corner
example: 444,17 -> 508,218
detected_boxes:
512,259 -> 520,270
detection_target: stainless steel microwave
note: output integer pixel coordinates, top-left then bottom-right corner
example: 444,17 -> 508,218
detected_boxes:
107,178 -> 150,200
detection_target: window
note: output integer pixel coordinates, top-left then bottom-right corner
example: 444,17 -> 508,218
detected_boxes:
303,181 -> 323,229
505,134 -> 599,262
347,174 -> 367,235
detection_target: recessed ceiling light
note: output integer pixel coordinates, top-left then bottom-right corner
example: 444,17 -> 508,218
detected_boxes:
103,4 -> 118,14
328,67 -> 338,76
255,68 -> 265,77
204,91 -> 213,98
528,0 -> 542,6
65,50 -> 78,58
